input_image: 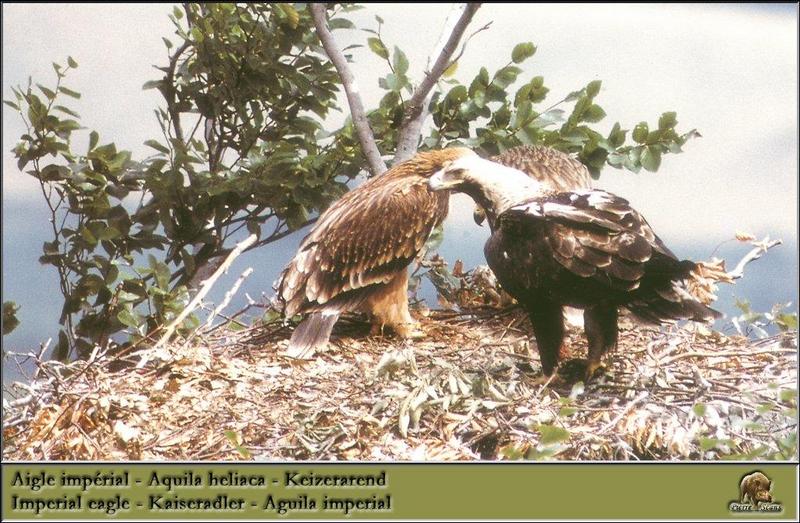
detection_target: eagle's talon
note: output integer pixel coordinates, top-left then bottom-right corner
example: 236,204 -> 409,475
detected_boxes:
557,358 -> 605,383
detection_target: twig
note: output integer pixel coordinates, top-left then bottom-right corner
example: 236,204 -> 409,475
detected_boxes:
728,237 -> 782,280
201,267 -> 254,331
658,347 -> 795,367
394,3 -> 482,162
150,233 -> 257,357
309,3 -> 386,177
597,392 -> 649,435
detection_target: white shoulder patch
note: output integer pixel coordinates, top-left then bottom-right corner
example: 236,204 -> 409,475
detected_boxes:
586,191 -> 615,207
541,202 -> 578,215
510,201 -> 544,216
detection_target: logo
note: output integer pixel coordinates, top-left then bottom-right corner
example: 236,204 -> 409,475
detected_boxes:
728,471 -> 783,514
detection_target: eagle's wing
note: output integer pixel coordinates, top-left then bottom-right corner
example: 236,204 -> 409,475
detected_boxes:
277,176 -> 447,316
502,190 -> 683,290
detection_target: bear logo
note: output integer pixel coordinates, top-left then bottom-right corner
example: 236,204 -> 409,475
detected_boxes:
739,471 -> 773,508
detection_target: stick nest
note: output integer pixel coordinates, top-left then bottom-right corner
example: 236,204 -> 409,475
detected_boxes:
3,308 -> 797,461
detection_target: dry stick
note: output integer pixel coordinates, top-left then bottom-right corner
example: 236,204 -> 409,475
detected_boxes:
727,237 -> 782,280
146,234 -> 258,364
597,391 -> 650,435
394,3 -> 482,163
201,267 -> 254,331
658,347 -> 795,367
309,3 -> 386,177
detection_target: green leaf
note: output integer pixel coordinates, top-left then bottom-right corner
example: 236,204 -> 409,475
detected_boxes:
117,307 -> 141,329
511,42 -> 536,64
278,3 -> 299,29
3,100 -> 20,111
586,80 -> 602,98
58,86 -> 81,99
564,89 -> 585,103
142,80 -> 162,90
393,46 -> 409,75
607,122 -> 626,147
699,437 -> 722,451
3,301 -> 20,335
558,406 -> 577,417
144,139 -> 170,154
640,146 -> 661,172
149,254 -> 171,290
632,122 -> 649,143
67,56 -> 78,68
442,61 -> 458,78
658,111 -> 677,130
53,105 -> 80,118
80,226 -> 97,245
162,37 -> 173,49
367,37 -> 388,59
172,5 -> 183,19
776,312 -> 798,331
492,66 -> 521,89
37,84 -> 56,100
328,18 -> 355,30
89,131 -> 99,151
693,403 -> 706,417
224,430 -> 252,459
583,104 -> 606,123
536,424 -> 570,445
779,388 -> 798,402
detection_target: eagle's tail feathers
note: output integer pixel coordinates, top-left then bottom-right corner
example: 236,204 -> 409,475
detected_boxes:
630,280 -> 721,324
285,311 -> 339,360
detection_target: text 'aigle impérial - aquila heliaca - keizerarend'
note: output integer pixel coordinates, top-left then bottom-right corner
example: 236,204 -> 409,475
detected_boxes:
428,151 -> 720,382
273,146 -> 593,360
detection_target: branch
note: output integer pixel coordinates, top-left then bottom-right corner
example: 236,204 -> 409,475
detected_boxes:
728,237 -> 782,280
394,3 -> 482,163
164,41 -> 192,143
150,233 -> 257,355
201,267 -> 254,331
309,3 -> 386,177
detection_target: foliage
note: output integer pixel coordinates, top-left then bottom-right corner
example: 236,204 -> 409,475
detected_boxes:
3,301 -> 20,336
362,19 -> 697,176
732,300 -> 798,338
6,5 -> 360,358
6,3 -> 697,358
694,384 -> 797,460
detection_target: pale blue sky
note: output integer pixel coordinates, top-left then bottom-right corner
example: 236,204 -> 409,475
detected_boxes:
3,3 -> 797,237
2,4 -> 798,367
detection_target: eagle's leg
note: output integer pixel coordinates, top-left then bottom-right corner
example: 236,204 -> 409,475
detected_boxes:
583,305 -> 619,381
365,270 -> 424,339
525,298 -> 565,377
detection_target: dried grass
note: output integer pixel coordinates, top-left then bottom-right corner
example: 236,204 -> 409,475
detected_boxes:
3,307 -> 796,461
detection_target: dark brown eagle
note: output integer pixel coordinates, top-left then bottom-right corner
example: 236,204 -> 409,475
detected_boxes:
428,154 -> 720,380
275,146 -> 593,359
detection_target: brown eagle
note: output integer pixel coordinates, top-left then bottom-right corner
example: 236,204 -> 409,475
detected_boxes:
429,154 -> 720,380
275,148 -> 469,359
276,146 -> 592,359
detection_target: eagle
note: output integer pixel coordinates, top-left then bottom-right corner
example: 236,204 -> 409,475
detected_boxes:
275,146 -> 592,359
474,145 -> 593,225
428,153 -> 720,381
